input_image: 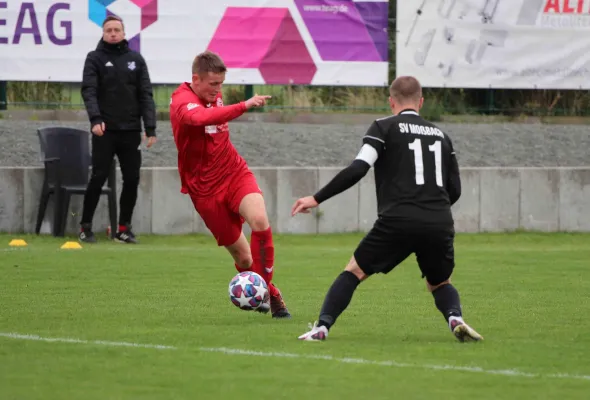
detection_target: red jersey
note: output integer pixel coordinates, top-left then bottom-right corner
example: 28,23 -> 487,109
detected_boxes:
169,83 -> 248,197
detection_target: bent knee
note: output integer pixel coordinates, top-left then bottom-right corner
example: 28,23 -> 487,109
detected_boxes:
248,214 -> 269,231
226,242 -> 252,270
345,256 -> 369,282
231,250 -> 252,270
426,279 -> 451,293
235,255 -> 252,270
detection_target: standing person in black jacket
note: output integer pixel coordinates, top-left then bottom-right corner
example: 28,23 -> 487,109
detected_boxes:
79,15 -> 156,244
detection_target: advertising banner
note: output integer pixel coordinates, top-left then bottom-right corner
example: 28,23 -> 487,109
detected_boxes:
397,0 -> 590,89
0,0 -> 389,85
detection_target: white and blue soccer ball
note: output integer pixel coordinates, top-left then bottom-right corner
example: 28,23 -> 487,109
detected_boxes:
228,271 -> 269,311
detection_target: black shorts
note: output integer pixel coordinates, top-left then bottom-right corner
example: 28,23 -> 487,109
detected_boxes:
353,218 -> 455,286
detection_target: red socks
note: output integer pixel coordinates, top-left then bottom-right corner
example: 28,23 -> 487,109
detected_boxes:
250,227 -> 279,297
118,224 -> 127,232
231,227 -> 279,298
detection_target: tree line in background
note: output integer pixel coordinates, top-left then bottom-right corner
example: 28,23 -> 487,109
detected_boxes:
6,0 -> 590,119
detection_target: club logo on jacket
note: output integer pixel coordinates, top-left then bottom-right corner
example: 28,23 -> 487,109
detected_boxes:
217,122 -> 229,132
203,97 -> 227,135
205,122 -> 229,135
128,61 -> 136,71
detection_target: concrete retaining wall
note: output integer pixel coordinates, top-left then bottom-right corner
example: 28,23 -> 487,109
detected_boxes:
1,167 -> 589,235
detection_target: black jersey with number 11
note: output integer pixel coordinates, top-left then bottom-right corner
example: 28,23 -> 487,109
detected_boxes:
362,109 -> 461,226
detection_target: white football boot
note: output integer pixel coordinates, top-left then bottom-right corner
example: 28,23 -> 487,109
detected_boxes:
298,321 -> 329,341
449,316 -> 483,342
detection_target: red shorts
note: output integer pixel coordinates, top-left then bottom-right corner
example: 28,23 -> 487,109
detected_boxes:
190,169 -> 262,247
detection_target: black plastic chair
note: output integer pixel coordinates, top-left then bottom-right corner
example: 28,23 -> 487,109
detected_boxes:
35,127 -> 117,238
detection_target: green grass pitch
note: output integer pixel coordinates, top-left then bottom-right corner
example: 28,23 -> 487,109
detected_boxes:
1,232 -> 589,399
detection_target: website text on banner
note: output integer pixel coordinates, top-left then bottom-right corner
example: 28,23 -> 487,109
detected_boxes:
397,0 -> 590,90
0,0 -> 389,86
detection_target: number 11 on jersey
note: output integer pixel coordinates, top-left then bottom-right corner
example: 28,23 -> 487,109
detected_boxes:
408,139 -> 443,187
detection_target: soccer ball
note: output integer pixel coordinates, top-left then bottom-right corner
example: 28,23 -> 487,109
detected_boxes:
228,271 -> 269,311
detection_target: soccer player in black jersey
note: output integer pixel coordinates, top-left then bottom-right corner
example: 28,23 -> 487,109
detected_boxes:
292,76 -> 483,343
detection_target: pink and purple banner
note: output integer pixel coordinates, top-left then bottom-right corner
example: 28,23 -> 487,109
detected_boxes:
206,0 -> 389,85
1,0 -> 389,86
294,0 -> 388,62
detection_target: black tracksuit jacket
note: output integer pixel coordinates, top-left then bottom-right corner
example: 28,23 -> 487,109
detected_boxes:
81,39 -> 156,137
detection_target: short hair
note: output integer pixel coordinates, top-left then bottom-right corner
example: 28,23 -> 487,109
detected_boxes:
192,51 -> 227,76
102,15 -> 124,29
389,76 -> 422,103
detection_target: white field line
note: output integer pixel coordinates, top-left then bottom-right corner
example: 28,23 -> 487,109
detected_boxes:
1,332 -> 589,382
0,332 -> 176,350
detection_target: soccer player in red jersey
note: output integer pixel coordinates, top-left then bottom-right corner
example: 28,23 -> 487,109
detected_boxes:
169,51 -> 291,318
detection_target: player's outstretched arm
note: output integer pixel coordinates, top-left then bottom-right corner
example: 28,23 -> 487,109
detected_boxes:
176,101 -> 247,126
292,122 -> 382,217
313,159 -> 371,203
291,157 -> 372,216
175,94 -> 271,127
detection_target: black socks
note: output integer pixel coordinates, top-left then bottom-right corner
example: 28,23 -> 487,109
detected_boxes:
315,273 -> 463,331
317,271 -> 361,330
432,283 -> 462,322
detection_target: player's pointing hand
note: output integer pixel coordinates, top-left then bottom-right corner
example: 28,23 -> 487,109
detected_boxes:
245,94 -> 272,109
291,196 -> 319,216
